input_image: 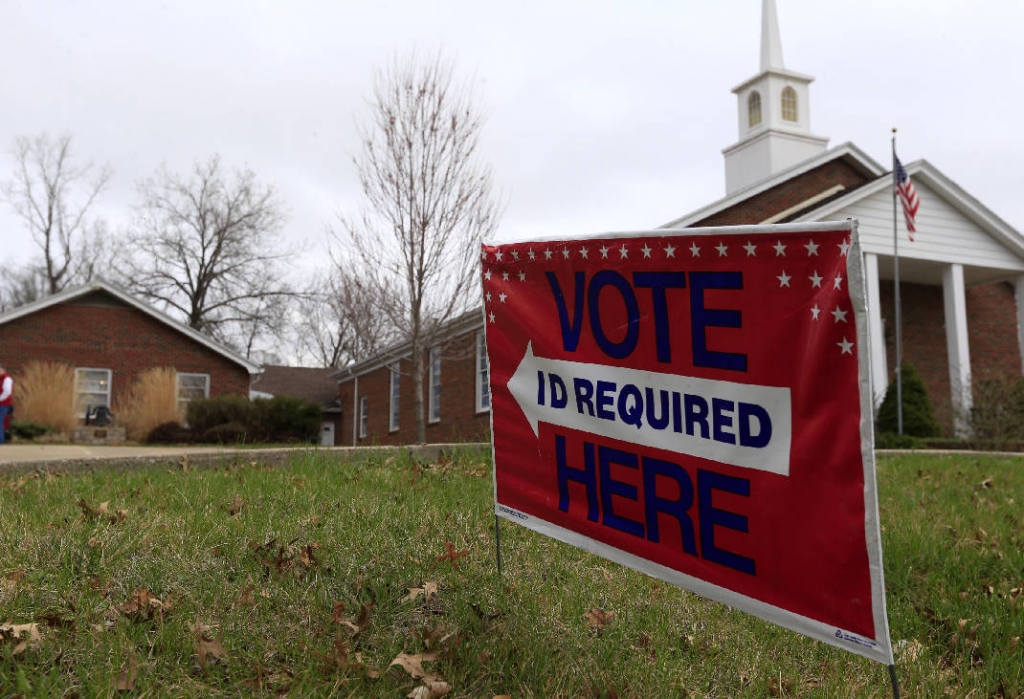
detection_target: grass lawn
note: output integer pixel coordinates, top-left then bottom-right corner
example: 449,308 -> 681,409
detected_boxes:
1,449 -> 1022,697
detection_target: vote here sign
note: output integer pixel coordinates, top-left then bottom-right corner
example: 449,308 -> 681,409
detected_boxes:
481,221 -> 893,664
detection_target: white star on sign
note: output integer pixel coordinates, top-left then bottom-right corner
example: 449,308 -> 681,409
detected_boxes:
834,275 -> 843,289
642,244 -> 652,259
716,242 -> 728,257
838,338 -> 854,354
838,239 -> 851,256
744,242 -> 757,256
502,272 -> 510,281
619,244 -> 629,259
518,271 -> 526,281
499,292 -> 508,303
485,291 -> 492,302
810,304 -> 821,320
689,242 -> 701,257
805,240 -> 819,256
488,312 -> 496,323
777,271 -> 792,287
528,248 -> 536,260
600,245 -> 610,259
831,305 -> 848,323
544,249 -> 553,260
481,251 -> 487,261
561,248 -> 571,259
664,243 -> 677,258
773,241 -> 786,257
495,251 -> 504,261
580,246 -> 589,259
512,250 -> 519,260
809,271 -> 823,288
484,269 -> 492,280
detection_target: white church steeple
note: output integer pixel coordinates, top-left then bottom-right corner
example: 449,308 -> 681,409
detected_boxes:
722,0 -> 828,194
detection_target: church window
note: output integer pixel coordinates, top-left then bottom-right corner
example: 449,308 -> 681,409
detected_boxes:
781,86 -> 798,122
748,91 -> 762,127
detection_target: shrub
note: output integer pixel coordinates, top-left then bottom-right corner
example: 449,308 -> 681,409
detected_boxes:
970,375 -> 1024,445
256,396 -> 321,443
201,421 -> 250,444
186,395 -> 257,436
13,361 -> 78,437
876,363 -> 941,438
11,420 -> 52,440
875,431 -> 921,449
145,421 -> 196,444
119,367 -> 181,441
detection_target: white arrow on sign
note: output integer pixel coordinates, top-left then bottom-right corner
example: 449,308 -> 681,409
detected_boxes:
506,342 -> 792,476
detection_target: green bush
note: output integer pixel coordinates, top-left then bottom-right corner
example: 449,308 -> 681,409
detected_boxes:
186,395 -> 257,436
876,363 -> 941,438
254,396 -> 321,443
145,421 -> 196,444
875,431 -> 922,449
183,395 -> 321,444
11,420 -> 53,440
970,375 -> 1024,445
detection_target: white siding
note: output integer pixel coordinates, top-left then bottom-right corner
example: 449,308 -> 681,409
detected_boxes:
820,182 -> 1024,273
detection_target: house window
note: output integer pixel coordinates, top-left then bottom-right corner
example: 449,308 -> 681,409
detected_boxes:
74,368 -> 111,416
781,86 -> 798,122
428,347 -> 441,423
176,373 -> 209,416
389,363 -> 400,432
748,91 -> 762,127
359,396 -> 368,438
476,331 -> 490,412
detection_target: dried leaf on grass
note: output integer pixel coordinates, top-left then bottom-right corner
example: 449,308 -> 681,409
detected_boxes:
584,608 -> 615,629
407,678 -> 451,699
435,542 -> 468,569
389,651 -> 440,680
402,582 -> 439,603
191,620 -> 228,670
118,587 -> 173,622
0,621 -> 42,655
115,654 -> 139,691
77,498 -> 127,524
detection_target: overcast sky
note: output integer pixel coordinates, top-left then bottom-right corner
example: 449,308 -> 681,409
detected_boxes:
3,0 -> 1023,280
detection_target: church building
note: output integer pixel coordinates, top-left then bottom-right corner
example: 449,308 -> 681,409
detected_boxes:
337,0 -> 1024,443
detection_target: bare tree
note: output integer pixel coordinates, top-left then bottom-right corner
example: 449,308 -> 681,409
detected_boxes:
0,266 -> 47,312
293,265 -> 399,368
340,52 -> 501,442
2,133 -> 112,295
119,155 -> 293,353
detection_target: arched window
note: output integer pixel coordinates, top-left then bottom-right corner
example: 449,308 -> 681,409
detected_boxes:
781,86 -> 798,122
748,91 -> 762,127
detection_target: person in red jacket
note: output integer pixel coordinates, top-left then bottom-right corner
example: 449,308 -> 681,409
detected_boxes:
0,363 -> 12,444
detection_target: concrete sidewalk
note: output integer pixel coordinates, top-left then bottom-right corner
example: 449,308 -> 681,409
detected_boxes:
0,443 -> 227,465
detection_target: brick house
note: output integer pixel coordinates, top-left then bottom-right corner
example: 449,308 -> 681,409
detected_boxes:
334,310 -> 491,446
250,365 -> 343,446
0,279 -> 259,422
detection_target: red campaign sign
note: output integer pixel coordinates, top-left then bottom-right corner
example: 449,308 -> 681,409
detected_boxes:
482,222 -> 893,664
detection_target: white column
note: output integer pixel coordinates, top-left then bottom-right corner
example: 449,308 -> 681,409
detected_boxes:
943,264 -> 971,436
863,253 -> 888,409
1015,276 -> 1024,375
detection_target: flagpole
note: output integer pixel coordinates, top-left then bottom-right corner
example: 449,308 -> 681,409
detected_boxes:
892,128 -> 904,435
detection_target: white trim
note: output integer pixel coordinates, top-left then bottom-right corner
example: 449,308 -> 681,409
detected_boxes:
388,363 -> 400,432
358,394 -> 368,439
863,253 -> 888,409
943,264 -> 972,436
74,367 -> 112,417
176,372 -> 210,416
475,330 -> 490,413
428,346 -> 441,424
759,184 -> 845,224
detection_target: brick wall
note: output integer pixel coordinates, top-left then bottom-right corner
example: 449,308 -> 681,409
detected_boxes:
337,329 -> 490,446
691,159 -> 872,227
0,297 -> 251,413
878,280 -> 1021,435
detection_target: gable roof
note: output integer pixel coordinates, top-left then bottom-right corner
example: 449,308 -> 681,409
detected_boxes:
662,142 -> 885,229
251,365 -> 340,409
0,279 -> 261,374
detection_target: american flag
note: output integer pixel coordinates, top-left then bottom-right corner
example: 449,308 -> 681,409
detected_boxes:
894,155 -> 920,241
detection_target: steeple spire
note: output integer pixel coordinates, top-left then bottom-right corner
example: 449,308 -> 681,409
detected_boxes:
721,0 -> 828,194
760,0 -> 784,71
